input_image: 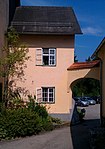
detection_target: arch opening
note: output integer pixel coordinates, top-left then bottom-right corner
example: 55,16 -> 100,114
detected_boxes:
70,77 -> 100,122
70,78 -> 100,98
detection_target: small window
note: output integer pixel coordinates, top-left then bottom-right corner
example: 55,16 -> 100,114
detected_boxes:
42,87 -> 55,103
36,48 -> 56,66
43,48 -> 56,66
36,87 -> 55,103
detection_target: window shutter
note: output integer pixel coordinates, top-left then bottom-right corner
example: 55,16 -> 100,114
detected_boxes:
36,88 -> 42,103
36,48 -> 42,65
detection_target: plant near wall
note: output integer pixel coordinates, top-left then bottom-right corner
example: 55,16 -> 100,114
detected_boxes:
0,27 -> 30,109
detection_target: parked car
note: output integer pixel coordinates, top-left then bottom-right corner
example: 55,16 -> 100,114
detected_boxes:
91,96 -> 100,104
83,97 -> 96,105
73,97 -> 82,105
76,97 -> 89,107
73,97 -> 81,102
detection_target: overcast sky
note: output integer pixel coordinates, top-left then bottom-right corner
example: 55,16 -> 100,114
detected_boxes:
21,0 -> 105,61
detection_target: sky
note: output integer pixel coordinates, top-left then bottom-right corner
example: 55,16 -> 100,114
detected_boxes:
21,0 -> 105,62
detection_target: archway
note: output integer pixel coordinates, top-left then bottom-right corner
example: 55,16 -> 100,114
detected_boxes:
70,77 -> 100,121
71,78 -> 100,98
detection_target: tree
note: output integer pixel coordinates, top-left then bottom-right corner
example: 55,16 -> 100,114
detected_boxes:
0,27 -> 30,108
72,78 -> 100,97
74,53 -> 78,62
85,56 -> 92,62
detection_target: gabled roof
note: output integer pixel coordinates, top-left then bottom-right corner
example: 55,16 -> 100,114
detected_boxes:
11,6 -> 82,35
67,60 -> 100,71
91,37 -> 105,59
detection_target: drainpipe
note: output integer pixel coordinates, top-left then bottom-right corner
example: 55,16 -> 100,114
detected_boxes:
97,57 -> 103,127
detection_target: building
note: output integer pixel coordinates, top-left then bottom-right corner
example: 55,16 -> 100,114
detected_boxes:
11,6 -> 82,121
2,2 -> 104,124
92,37 -> 105,126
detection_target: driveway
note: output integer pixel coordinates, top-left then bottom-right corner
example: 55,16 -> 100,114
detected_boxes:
78,103 -> 100,120
0,104 -> 100,149
0,127 -> 72,149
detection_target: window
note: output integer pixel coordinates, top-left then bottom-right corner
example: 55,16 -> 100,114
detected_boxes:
36,87 -> 55,103
36,48 -> 56,66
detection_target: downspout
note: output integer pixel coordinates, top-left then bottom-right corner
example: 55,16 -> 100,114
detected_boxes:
93,56 -> 103,126
98,57 -> 103,127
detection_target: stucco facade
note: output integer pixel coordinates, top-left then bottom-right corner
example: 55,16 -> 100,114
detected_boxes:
68,67 -> 100,105
14,35 -> 75,120
92,38 -> 105,126
10,6 -> 82,121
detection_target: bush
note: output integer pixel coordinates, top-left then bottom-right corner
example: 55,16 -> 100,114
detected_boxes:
77,108 -> 86,121
34,105 -> 48,119
27,95 -> 36,111
0,108 -> 53,140
42,117 -> 54,131
27,95 -> 48,119
50,117 -> 62,124
0,95 -> 54,140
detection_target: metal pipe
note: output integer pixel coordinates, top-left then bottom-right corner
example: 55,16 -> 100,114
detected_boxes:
95,57 -> 103,126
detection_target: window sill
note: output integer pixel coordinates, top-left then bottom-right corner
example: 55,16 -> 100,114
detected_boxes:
41,101 -> 55,104
36,65 -> 56,67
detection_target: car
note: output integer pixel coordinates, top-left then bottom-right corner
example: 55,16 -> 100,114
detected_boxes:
73,97 -> 81,102
83,97 -> 96,105
76,97 -> 89,107
91,96 -> 100,104
73,97 -> 82,105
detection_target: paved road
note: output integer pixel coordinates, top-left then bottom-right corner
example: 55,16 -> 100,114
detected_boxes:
0,104 -> 100,149
0,127 -> 72,149
78,103 -> 100,120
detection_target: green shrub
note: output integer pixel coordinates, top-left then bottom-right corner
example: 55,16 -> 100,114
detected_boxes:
42,117 -> 54,131
0,107 -> 54,140
50,117 -> 62,124
34,105 -> 48,119
27,95 -> 48,119
8,91 -> 25,109
0,108 -> 43,139
27,95 -> 36,111
77,108 -> 86,121
0,94 -> 55,140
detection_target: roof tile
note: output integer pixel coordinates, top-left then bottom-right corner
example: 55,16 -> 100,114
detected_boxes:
11,6 -> 82,35
67,60 -> 100,71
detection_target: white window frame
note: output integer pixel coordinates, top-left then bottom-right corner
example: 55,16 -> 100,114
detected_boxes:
49,48 -> 56,66
36,87 -> 55,103
36,48 -> 56,66
42,48 -> 56,66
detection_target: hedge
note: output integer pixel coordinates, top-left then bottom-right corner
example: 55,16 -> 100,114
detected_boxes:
0,108 -> 53,140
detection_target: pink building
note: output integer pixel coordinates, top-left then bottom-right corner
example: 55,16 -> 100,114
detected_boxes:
11,6 -> 82,121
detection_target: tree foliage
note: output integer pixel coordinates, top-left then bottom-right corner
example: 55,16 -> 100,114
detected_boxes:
0,27 -> 29,78
74,53 -> 78,62
0,27 -> 30,106
72,78 -> 100,97
85,56 -> 92,62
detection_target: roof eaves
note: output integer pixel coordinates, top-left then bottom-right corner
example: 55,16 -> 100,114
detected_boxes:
67,60 -> 100,71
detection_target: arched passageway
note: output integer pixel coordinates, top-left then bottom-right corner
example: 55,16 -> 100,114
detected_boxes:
71,78 -> 100,98
71,78 -> 100,120
67,61 -> 100,121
